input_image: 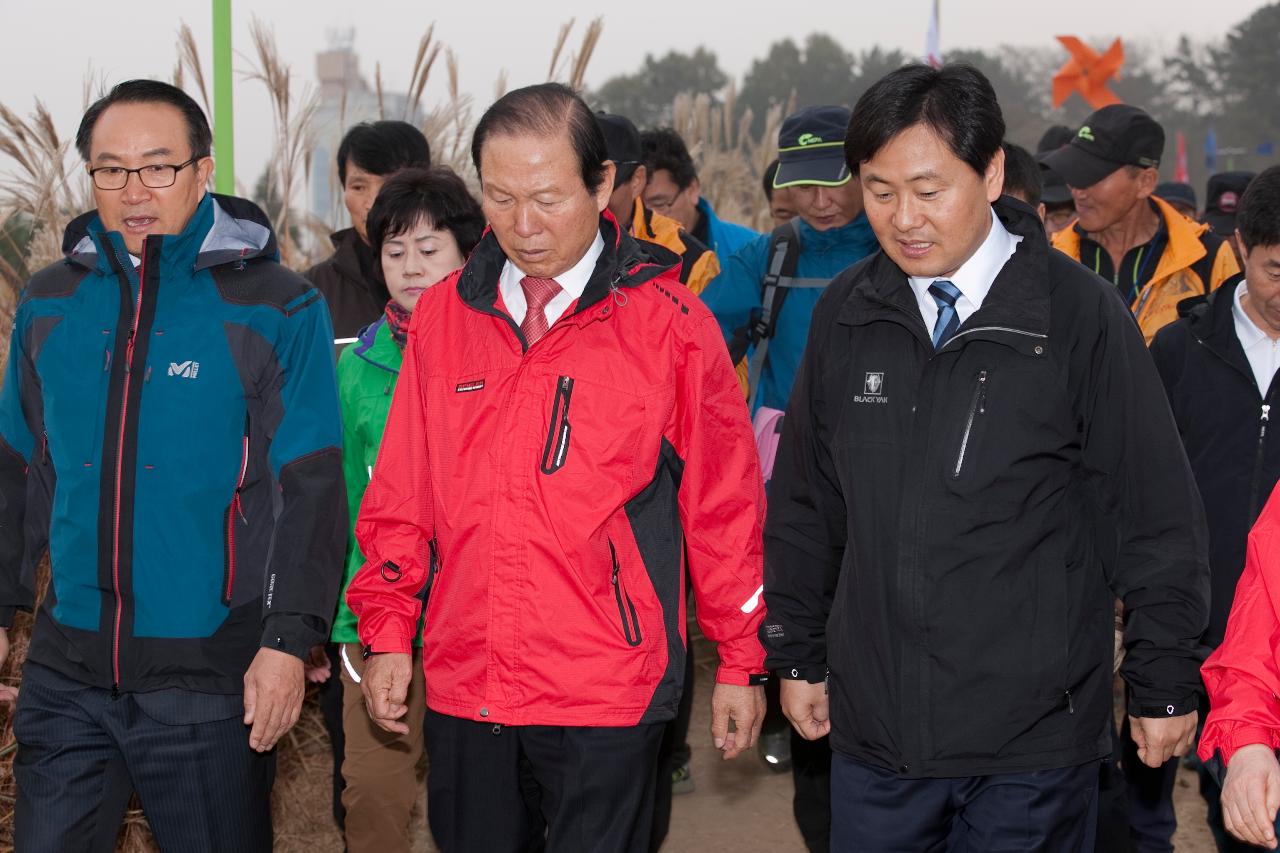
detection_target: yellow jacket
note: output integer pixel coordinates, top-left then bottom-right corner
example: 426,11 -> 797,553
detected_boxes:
629,199 -> 719,297
1053,195 -> 1239,343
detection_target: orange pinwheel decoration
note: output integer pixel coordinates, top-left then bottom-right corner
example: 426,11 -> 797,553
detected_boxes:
1052,36 -> 1124,109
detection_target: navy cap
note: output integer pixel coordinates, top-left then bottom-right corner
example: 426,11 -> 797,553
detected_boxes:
774,105 -> 852,188
595,112 -> 642,178
1040,105 -> 1165,190
1156,181 -> 1197,213
1203,171 -> 1256,236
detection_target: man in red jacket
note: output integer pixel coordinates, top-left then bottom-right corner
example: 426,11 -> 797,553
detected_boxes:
345,82 -> 768,853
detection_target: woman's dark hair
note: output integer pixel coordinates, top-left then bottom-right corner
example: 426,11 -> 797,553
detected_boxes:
366,167 -> 485,258
471,83 -> 608,193
1237,166 -> 1280,253
1000,142 -> 1042,207
76,79 -> 212,161
640,128 -> 699,189
337,120 -> 431,185
845,63 -> 1005,177
762,159 -> 780,201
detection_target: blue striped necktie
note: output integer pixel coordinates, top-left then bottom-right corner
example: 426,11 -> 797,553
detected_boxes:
928,280 -> 962,349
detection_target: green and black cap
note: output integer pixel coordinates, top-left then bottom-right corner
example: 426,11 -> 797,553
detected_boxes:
774,105 -> 852,188
1040,104 -> 1165,190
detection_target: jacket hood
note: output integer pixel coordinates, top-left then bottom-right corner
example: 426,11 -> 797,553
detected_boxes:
62,193 -> 279,274
351,315 -> 401,375
456,210 -> 681,315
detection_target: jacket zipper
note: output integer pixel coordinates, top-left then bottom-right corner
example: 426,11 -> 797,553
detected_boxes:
1249,403 -> 1272,519
952,371 -> 988,478
540,376 -> 575,474
224,420 -> 250,605
110,242 -> 148,688
609,539 -> 642,647
422,537 -> 441,603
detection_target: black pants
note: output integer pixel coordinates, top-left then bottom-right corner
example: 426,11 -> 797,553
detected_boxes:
649,647 -> 695,852
13,662 -> 275,853
425,709 -> 664,853
320,642 -> 347,830
1120,714 -> 1178,853
830,752 -> 1100,852
793,731 -> 833,852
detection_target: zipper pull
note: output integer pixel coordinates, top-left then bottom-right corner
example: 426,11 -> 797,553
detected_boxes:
1263,404 -> 1271,423
977,370 -> 988,414
1065,691 -> 1075,714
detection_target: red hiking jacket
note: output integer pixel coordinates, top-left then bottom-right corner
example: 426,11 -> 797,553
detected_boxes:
346,215 -> 767,727
1201,482 -> 1280,764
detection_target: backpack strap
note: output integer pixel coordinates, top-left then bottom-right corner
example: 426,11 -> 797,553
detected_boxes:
745,221 -> 803,411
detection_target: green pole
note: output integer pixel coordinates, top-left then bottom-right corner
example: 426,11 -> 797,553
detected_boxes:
212,0 -> 234,193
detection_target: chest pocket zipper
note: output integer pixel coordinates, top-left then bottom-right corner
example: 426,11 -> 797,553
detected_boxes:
609,539 -> 643,647
953,370 -> 988,479
540,376 -> 574,474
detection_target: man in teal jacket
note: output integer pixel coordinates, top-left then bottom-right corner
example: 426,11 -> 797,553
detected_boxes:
0,80 -> 344,852
700,106 -> 879,415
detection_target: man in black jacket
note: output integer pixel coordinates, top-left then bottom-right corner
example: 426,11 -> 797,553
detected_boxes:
1150,164 -> 1280,852
305,120 -> 430,341
762,63 -> 1210,850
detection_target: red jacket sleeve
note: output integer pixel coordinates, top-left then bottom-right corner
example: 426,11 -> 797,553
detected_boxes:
345,315 -> 435,655
1200,485 -> 1280,765
675,311 -> 768,685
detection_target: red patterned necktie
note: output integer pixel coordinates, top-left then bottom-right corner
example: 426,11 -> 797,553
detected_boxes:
519,276 -> 563,345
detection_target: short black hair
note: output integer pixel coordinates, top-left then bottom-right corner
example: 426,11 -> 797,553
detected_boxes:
762,159 -> 780,202
366,166 -> 486,258
337,120 -> 431,185
76,79 -> 212,162
639,128 -> 698,190
1237,165 -> 1280,252
845,63 -> 1005,178
1000,142 -> 1042,207
472,83 -> 608,194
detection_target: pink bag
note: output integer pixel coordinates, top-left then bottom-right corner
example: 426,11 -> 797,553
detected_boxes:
752,406 -> 787,483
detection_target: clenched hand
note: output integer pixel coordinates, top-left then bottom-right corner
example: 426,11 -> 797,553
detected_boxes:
361,652 -> 413,735
1129,711 -> 1198,769
780,679 -> 830,741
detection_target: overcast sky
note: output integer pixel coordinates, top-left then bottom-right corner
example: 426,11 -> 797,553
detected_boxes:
0,0 -> 1269,194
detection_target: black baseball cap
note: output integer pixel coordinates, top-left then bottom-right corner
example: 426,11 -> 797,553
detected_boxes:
1203,171 -> 1256,236
774,105 -> 852,188
595,112 -> 642,181
1156,181 -> 1197,212
1040,105 -> 1165,190
1039,164 -> 1073,206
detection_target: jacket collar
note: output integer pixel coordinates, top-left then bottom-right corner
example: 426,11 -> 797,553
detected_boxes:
455,210 -> 681,319
352,315 -> 401,375
838,197 -> 1051,353
1178,273 -> 1252,375
63,193 -> 278,275
1057,195 -> 1209,283
327,228 -> 377,284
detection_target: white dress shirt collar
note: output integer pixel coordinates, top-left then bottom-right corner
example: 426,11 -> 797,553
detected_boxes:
1232,280 -> 1280,395
908,207 -> 1022,333
499,230 -> 605,329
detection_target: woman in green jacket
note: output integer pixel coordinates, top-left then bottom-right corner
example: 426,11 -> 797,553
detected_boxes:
332,167 -> 484,853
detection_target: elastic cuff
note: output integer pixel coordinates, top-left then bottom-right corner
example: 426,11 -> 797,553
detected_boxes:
1127,694 -> 1199,718
715,666 -> 752,686
362,634 -> 414,656
777,665 -> 828,684
260,616 -> 321,661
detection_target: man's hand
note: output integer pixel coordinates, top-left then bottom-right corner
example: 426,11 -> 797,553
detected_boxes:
781,678 -> 830,741
1129,711 -> 1198,768
0,627 -> 16,704
243,647 -> 305,752
710,683 -> 765,760
1221,744 -> 1280,849
361,652 -> 413,735
303,644 -> 332,684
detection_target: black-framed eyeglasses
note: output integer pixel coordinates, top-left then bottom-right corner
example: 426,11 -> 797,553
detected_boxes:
88,157 -> 200,190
